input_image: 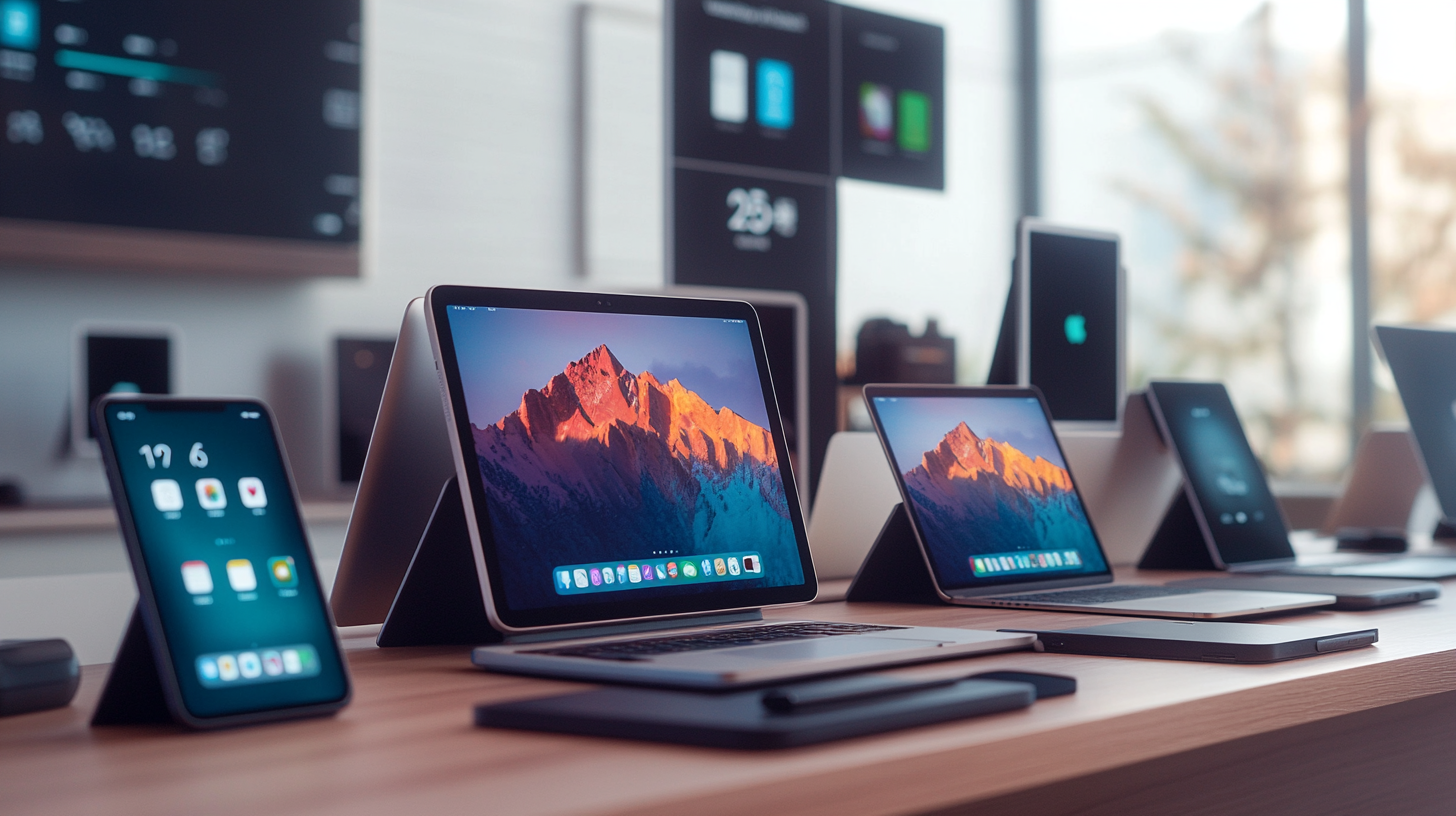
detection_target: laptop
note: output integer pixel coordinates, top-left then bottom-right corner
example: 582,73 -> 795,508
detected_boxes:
1144,379 -> 1456,580
861,384 -> 1335,618
422,286 -> 1032,688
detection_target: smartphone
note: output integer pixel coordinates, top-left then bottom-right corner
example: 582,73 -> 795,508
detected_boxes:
95,396 -> 350,728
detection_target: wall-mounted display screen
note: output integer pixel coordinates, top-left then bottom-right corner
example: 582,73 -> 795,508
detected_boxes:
672,0 -> 830,175
837,5 -> 943,189
0,0 -> 359,275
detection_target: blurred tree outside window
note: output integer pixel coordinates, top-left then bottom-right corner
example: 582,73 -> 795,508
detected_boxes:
1368,1 -> 1456,422
1046,0 -> 1350,480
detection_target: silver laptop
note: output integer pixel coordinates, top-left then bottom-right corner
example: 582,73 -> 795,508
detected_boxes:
1144,377 -> 1456,580
416,286 -> 1031,688
862,384 -> 1335,618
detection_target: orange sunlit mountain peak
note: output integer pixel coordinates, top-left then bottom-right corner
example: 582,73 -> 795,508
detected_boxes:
916,421 -> 1071,497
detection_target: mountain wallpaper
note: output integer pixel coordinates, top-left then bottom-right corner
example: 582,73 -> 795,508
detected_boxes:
902,420 -> 1102,584
469,343 -> 800,609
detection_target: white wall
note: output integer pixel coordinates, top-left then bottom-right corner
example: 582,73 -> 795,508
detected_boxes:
1,0 -> 658,501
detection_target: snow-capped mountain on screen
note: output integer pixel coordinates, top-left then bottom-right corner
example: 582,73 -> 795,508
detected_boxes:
471,345 -> 799,607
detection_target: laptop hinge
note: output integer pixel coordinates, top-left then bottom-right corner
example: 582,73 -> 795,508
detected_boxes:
502,609 -> 765,645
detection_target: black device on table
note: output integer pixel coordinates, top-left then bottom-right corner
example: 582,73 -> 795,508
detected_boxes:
475,669 -> 1075,749
858,384 -> 1334,618
94,396 -> 350,729
1375,324 -> 1456,540
1001,620 -> 1378,664
1143,380 -> 1456,580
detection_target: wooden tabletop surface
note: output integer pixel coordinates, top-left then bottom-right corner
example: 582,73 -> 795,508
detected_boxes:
5,569 -> 1456,816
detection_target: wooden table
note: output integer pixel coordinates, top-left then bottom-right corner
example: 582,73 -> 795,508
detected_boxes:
6,569 -> 1456,816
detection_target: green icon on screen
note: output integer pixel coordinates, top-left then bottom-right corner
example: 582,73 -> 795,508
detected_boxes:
897,90 -> 930,153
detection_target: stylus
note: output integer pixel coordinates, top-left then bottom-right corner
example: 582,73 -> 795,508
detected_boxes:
761,675 -> 958,712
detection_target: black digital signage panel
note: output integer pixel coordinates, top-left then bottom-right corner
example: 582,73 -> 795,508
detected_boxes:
671,0 -> 831,175
836,5 -> 943,189
671,165 -> 836,495
0,0 -> 359,275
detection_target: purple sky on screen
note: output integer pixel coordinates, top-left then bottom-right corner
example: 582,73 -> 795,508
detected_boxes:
445,306 -> 772,429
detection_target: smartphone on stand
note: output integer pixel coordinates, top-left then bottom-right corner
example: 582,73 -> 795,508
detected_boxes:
95,396 -> 350,729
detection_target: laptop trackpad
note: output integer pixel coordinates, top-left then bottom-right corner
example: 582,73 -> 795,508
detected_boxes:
723,636 -> 949,662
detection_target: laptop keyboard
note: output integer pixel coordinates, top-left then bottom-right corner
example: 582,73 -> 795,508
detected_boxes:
526,622 -> 903,661
991,585 -> 1204,605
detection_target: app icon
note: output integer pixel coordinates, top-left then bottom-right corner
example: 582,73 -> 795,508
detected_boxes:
897,90 -> 930,152
298,647 -> 317,673
589,568 -> 602,586
742,554 -> 762,574
197,657 -> 219,682
216,654 -> 239,681
666,561 -> 678,579
261,650 -> 284,676
726,557 -> 741,576
713,558 -> 727,576
628,564 -> 642,583
180,561 -> 213,594
616,565 -> 627,584
1064,314 -> 1087,345
573,568 -> 589,588
701,559 -> 713,577
151,479 -> 184,512
282,649 -> 302,674
226,559 -> 257,592
641,564 -> 655,581
682,561 -> 698,578
558,570 -> 573,590
710,49 -> 748,124
238,651 -> 262,679
601,566 -> 614,585
268,556 -> 297,588
757,59 -> 794,129
237,477 -> 267,509
195,478 -> 226,510
1,0 -> 39,51
859,83 -> 893,140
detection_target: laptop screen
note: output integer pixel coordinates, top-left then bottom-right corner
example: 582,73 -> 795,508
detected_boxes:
867,389 -> 1110,590
434,292 -> 810,627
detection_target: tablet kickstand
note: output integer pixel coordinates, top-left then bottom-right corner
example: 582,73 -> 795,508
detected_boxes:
377,476 -> 504,647
844,504 -> 943,605
1136,491 -> 1219,571
91,607 -> 173,726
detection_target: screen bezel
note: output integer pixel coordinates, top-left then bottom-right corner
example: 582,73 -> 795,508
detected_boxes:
1015,217 -> 1124,429
94,395 -> 351,728
1143,380 -> 1296,569
426,285 -> 818,632
863,383 -> 1114,598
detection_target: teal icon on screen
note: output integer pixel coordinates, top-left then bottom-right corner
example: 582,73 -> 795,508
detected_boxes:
1,0 -> 38,50
1064,314 -> 1087,345
756,59 -> 793,129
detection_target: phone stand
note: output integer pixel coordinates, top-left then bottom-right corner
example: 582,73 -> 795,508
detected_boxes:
91,608 -> 173,726
376,476 -> 504,647
1135,491 -> 1218,571
844,504 -> 943,605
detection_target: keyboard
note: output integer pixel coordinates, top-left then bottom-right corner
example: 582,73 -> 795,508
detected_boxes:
990,585 -> 1203,605
526,622 -> 903,661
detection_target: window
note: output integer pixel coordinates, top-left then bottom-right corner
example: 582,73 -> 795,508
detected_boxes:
1044,1 -> 1351,479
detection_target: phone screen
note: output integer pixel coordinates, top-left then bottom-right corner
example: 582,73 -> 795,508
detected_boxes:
1145,381 -> 1294,565
101,400 -> 348,721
